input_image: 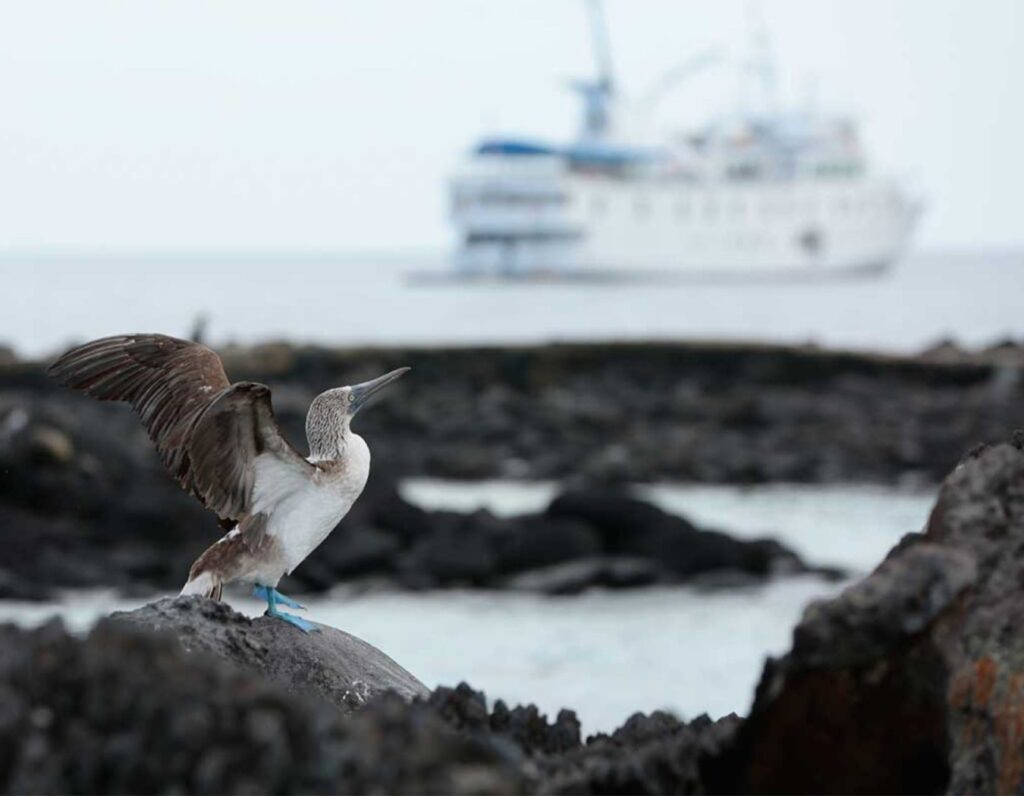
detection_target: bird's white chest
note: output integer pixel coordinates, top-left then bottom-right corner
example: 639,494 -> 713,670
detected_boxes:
253,435 -> 371,577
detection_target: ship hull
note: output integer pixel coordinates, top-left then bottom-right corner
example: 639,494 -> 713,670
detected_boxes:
450,162 -> 919,278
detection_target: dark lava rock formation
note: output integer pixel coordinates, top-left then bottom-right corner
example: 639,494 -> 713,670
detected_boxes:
0,382 -> 829,599
3,336 -> 1020,599
0,615 -> 738,795
6,436 -> 1024,793
7,338 -> 1024,484
716,435 -> 1024,794
111,596 -> 428,710
0,620 -> 527,795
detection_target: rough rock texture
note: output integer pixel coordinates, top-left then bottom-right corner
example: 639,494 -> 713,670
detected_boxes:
0,617 -> 738,795
111,596 -> 429,710
8,433 -> 1024,794
539,710 -> 742,795
0,620 -> 528,795
720,437 -> 1024,794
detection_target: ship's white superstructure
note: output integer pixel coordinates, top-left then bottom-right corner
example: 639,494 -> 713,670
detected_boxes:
449,3 -> 920,278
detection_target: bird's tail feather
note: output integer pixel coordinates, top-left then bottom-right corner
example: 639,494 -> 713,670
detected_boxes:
179,571 -> 222,601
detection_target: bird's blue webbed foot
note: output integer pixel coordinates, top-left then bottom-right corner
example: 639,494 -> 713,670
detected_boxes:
253,583 -> 318,633
267,608 -> 319,633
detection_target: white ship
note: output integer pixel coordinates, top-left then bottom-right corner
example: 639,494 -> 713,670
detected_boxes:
449,2 -> 921,279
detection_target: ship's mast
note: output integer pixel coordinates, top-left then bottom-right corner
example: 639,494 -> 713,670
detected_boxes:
574,0 -> 616,142
585,0 -> 614,93
740,0 -> 779,117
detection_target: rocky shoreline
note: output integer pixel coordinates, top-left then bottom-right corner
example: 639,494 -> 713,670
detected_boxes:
4,434 -> 1024,793
6,338 -> 1024,484
1,348 -> 863,601
5,337 -> 1022,599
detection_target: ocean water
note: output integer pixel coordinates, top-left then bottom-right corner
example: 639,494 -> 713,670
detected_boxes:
2,248 -> 1023,358
0,481 -> 935,734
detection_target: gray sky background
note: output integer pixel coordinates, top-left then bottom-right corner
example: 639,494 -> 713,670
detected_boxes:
0,0 -> 1020,253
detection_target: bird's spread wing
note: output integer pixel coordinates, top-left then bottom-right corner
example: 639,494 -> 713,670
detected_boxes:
48,333 -> 313,523
186,382 -> 313,521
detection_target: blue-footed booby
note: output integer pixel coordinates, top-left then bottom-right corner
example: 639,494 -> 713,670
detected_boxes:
48,334 -> 409,632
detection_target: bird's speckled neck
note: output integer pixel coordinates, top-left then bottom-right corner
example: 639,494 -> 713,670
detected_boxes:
305,388 -> 353,461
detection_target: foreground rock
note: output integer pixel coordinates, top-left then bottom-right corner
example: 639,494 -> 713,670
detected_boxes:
0,620 -> 527,795
0,615 -> 737,795
7,432 -> 1024,794
111,596 -> 428,711
716,436 -> 1024,794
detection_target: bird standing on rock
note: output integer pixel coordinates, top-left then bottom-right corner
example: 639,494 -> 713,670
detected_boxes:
48,334 -> 409,633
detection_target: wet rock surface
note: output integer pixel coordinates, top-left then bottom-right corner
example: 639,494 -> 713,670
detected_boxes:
111,596 -> 429,710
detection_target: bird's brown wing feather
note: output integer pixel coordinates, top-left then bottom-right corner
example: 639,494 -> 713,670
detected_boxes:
186,382 -> 313,521
48,333 -> 312,522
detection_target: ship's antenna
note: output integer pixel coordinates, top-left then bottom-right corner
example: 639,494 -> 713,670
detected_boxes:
586,0 -> 615,92
573,0 -> 616,140
743,0 -> 778,115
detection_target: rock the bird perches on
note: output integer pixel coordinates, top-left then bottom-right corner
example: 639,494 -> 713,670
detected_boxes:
48,333 -> 409,632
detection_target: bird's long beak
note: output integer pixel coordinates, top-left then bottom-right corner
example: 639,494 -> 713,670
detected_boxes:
349,367 -> 410,413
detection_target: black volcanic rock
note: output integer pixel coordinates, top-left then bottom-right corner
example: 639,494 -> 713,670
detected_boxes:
111,596 -> 428,711
0,391 -> 824,598
548,489 -> 807,579
8,435 -> 1024,793
0,619 -> 527,795
9,337 -> 1018,599
718,438 -> 1024,794
0,608 -> 746,795
10,338 -> 1024,486
494,515 -> 603,574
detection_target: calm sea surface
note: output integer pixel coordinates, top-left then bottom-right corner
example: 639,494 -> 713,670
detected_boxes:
2,248 -> 1022,358
0,481 -> 935,734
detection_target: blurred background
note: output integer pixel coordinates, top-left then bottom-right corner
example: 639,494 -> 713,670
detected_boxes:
1,0 -> 1023,734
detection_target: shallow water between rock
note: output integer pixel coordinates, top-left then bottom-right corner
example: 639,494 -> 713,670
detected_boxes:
0,480 -> 935,734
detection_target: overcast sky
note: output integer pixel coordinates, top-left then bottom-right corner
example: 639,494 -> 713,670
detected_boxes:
0,0 -> 1020,253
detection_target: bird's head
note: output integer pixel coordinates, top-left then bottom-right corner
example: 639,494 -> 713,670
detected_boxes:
306,367 -> 410,453
343,367 -> 410,418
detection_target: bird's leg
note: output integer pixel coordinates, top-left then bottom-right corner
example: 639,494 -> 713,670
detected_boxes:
253,583 -> 318,633
251,584 -> 305,610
